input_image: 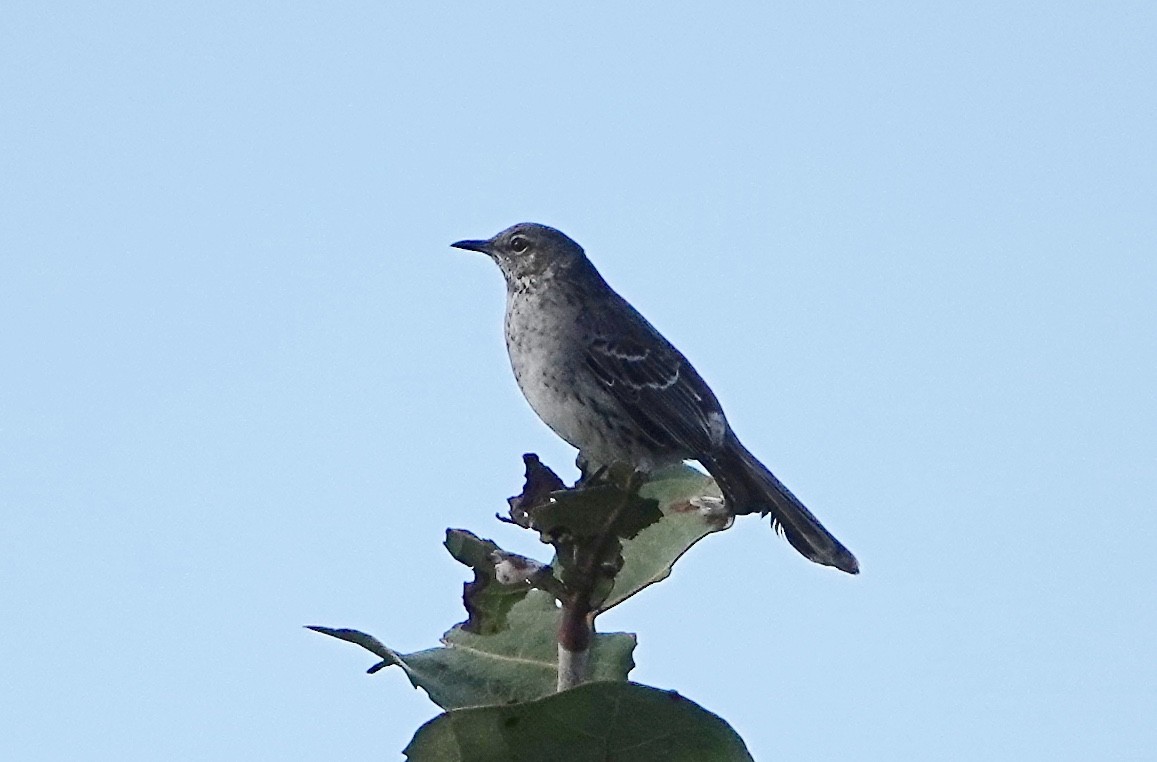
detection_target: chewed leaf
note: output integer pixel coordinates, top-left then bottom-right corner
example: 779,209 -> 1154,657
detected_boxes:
598,464 -> 731,613
444,529 -> 532,635
506,453 -> 567,528
533,483 -> 662,541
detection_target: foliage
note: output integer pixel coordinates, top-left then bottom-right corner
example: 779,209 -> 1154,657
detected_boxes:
311,457 -> 750,758
406,682 -> 752,762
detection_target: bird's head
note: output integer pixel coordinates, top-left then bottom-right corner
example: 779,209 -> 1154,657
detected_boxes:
452,222 -> 586,283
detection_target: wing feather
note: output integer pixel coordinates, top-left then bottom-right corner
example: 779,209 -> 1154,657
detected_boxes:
583,314 -> 725,455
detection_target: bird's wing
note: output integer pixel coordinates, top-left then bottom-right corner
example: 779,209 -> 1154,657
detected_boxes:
583,309 -> 725,455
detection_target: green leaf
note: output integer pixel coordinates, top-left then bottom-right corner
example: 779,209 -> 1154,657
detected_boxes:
598,464 -> 731,613
531,484 -> 661,540
309,591 -> 635,711
303,626 -> 402,674
443,529 -> 532,635
403,681 -> 754,762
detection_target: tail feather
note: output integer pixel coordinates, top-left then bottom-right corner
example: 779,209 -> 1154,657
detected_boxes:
704,434 -> 859,574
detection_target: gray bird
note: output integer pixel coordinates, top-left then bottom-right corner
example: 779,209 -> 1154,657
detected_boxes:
453,223 -> 858,574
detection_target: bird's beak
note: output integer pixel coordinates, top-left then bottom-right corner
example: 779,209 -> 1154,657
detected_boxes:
451,239 -> 492,254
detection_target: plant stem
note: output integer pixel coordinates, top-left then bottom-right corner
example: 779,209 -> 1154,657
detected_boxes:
557,642 -> 590,691
555,471 -> 643,691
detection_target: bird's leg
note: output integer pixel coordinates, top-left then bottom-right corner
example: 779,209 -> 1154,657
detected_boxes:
575,452 -> 608,486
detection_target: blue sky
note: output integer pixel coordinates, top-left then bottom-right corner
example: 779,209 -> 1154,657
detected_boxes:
2,2 -> 1154,759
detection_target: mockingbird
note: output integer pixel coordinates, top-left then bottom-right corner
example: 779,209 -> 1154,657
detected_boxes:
453,222 -> 858,574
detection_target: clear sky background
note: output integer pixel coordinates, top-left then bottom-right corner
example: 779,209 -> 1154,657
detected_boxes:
2,2 -> 1154,760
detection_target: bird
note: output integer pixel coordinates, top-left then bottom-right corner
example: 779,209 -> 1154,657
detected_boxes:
452,222 -> 858,574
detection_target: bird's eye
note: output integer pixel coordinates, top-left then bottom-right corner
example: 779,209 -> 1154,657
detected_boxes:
509,235 -> 529,254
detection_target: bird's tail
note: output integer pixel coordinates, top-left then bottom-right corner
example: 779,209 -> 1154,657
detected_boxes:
703,433 -> 859,574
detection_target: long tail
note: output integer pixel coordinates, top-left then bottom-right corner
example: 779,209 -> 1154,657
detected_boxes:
702,432 -> 859,574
